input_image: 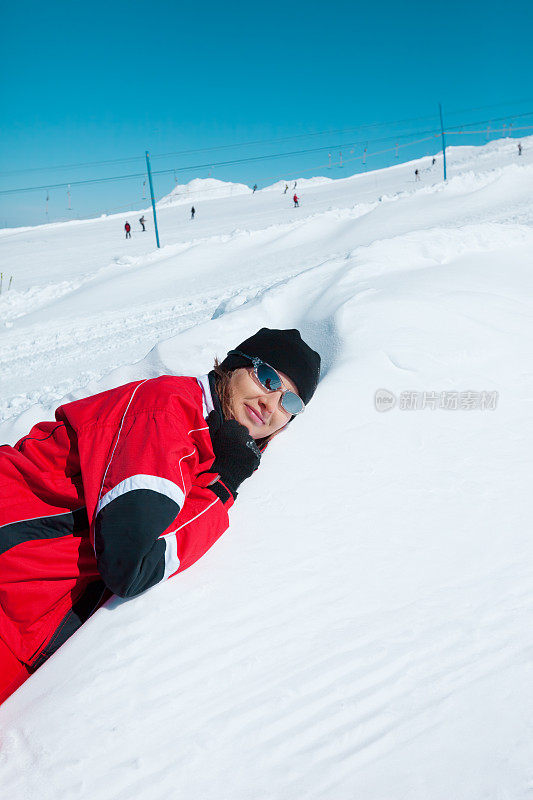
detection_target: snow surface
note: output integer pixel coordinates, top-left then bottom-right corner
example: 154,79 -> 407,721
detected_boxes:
0,137 -> 532,799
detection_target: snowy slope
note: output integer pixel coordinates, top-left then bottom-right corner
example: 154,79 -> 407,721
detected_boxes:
0,138 -> 532,800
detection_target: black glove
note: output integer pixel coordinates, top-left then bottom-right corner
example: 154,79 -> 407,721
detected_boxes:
207,410 -> 261,498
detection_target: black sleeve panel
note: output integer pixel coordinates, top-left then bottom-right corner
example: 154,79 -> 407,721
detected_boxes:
32,579 -> 108,670
94,488 -> 180,598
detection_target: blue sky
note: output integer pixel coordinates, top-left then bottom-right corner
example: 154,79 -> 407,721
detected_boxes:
1,0 -> 531,226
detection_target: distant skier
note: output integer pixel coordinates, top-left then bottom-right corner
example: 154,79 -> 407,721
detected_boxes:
125,221 -> 131,239
518,142 -> 522,156
414,169 -> 420,182
432,157 -> 436,166
293,181 -> 297,190
252,184 -> 258,193
283,184 -> 288,194
191,206 -> 195,220
139,216 -> 146,232
293,194 -> 299,207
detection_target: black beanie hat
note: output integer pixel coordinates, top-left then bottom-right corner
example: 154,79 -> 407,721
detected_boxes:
220,328 -> 321,405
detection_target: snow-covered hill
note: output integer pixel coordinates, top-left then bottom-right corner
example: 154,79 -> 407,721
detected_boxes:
1,137 -> 532,800
158,177 -> 251,206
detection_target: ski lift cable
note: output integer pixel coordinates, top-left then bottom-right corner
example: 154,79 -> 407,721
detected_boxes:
445,124 -> 533,134
0,129 -> 448,195
0,117 -> 443,177
265,134 -> 439,181
1,113 -> 531,197
0,124 -> 445,184
1,102 -> 532,178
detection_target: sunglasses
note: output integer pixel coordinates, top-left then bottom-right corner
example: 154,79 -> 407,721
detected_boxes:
228,350 -> 305,415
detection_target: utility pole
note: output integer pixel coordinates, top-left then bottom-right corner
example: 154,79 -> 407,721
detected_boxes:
145,151 -> 161,248
439,103 -> 447,181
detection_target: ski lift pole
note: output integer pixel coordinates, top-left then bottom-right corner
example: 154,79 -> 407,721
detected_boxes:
439,103 -> 447,181
145,150 -> 161,248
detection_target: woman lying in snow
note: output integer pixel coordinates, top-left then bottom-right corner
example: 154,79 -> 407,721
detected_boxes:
0,328 -> 320,703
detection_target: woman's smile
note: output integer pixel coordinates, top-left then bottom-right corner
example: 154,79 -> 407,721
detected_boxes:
245,404 -> 265,425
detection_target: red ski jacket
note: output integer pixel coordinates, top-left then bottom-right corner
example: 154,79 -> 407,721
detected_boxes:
0,374 -> 234,669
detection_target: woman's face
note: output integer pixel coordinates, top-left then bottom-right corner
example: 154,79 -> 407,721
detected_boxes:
229,367 -> 300,439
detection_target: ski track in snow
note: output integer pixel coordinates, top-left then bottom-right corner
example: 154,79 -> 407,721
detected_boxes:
1,137 -> 533,800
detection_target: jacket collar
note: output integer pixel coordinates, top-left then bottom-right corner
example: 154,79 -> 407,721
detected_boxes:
196,371 -> 223,424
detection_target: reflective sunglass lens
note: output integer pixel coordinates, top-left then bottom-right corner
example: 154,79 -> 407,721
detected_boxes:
281,391 -> 304,415
256,363 -> 282,392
